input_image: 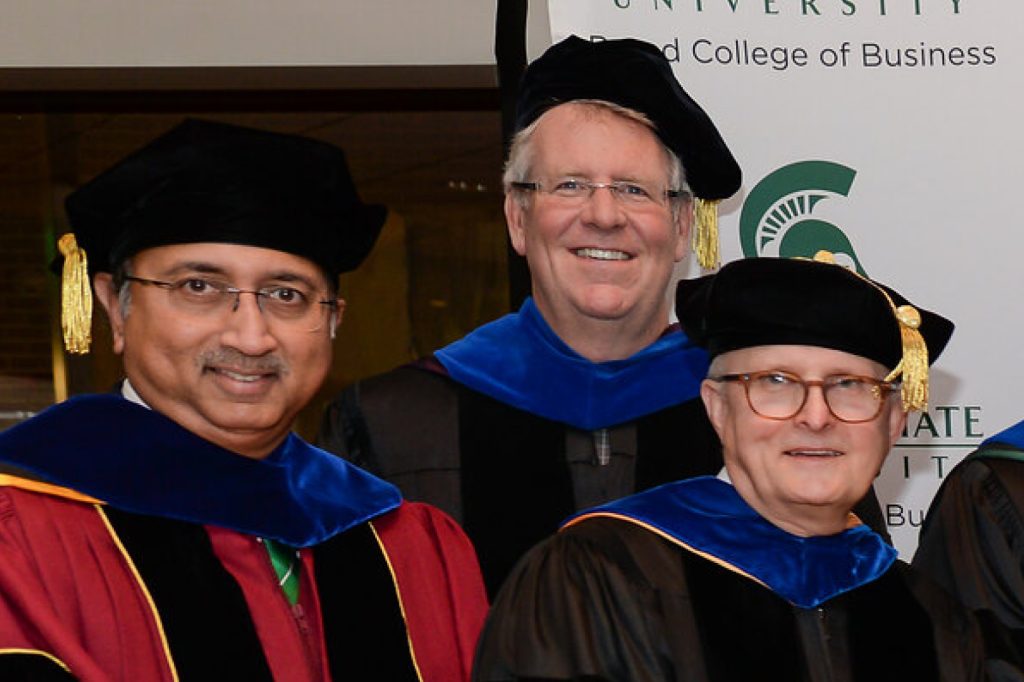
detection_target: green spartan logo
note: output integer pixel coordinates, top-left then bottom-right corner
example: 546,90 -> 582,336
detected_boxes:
739,160 -> 867,276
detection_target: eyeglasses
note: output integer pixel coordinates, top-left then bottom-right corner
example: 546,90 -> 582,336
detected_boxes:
709,371 -> 898,423
124,275 -> 337,332
511,179 -> 689,208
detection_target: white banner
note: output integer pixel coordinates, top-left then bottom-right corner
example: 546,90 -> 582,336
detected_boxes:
549,0 -> 1021,557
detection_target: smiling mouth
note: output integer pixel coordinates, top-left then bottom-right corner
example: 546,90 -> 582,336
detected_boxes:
209,367 -> 276,383
785,449 -> 843,458
573,247 -> 632,261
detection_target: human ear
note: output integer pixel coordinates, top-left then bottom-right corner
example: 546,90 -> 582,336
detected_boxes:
329,298 -> 346,340
887,401 -> 909,449
701,378 -> 729,439
505,192 -> 528,256
93,273 -> 125,354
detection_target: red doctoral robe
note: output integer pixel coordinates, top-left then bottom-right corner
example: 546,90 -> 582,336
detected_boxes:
0,477 -> 487,681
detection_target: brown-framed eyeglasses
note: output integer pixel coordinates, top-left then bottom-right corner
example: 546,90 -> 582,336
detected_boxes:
709,370 -> 899,423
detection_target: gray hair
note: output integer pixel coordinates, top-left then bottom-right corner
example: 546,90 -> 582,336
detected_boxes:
112,259 -> 133,318
707,353 -> 727,379
502,100 -> 690,210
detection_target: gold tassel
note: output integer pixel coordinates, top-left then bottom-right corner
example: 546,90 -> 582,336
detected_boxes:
692,198 -> 721,270
810,250 -> 930,411
58,233 -> 92,354
885,305 -> 929,412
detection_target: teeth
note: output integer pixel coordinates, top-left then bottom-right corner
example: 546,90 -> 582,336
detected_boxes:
220,369 -> 263,383
789,449 -> 841,457
574,248 -> 631,261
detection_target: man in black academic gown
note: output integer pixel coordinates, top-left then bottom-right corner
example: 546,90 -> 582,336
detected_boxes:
914,418 -> 1024,664
473,252 -> 1001,681
319,35 -> 886,597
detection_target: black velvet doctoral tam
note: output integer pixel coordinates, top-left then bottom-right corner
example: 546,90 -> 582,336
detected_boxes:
63,118 -> 386,279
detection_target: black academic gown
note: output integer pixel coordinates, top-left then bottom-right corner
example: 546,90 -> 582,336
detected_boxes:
319,361 -> 890,596
914,421 -> 1024,666
474,515 -> 986,682
319,296 -> 890,596
320,361 -> 715,594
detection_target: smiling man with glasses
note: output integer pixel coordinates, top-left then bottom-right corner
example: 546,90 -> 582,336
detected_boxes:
318,35 -> 752,598
120,273 -> 340,331
0,119 -> 487,681
473,253 -> 999,681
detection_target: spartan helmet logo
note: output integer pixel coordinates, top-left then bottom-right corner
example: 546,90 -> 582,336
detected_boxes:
739,161 -> 867,275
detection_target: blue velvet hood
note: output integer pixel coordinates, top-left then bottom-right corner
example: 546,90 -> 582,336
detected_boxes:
435,297 -> 708,430
0,394 -> 401,547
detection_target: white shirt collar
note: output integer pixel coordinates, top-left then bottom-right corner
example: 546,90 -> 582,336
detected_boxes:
121,379 -> 151,409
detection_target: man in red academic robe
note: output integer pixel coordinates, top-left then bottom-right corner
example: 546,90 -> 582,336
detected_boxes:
0,119 -> 487,681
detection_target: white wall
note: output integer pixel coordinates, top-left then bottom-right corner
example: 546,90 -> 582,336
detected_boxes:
2,1 -> 498,67
527,0 -> 554,60
547,0 -> 1020,559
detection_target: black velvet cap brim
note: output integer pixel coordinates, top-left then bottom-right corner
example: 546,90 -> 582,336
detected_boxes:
675,257 -> 954,368
515,36 -> 741,200
62,118 -> 386,279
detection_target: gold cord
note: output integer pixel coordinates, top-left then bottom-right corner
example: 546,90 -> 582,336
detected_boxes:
58,233 -> 92,354
884,305 -> 929,412
693,198 -> 721,270
810,251 -> 929,411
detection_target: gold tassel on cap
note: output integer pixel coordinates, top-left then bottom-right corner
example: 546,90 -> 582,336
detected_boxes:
885,304 -> 929,412
692,198 -> 721,270
809,250 -> 930,411
58,233 -> 92,354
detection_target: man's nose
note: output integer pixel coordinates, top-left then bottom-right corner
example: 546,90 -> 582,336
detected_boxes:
579,184 -> 627,229
220,291 -> 278,355
795,385 -> 834,429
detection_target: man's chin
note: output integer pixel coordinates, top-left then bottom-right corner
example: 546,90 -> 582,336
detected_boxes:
570,290 -> 636,321
202,405 -> 287,435
159,400 -> 291,452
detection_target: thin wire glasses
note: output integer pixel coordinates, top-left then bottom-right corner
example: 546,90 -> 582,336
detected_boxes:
124,275 -> 337,332
710,371 -> 898,423
511,179 -> 689,208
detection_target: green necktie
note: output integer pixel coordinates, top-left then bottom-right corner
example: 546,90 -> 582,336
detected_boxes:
263,539 -> 300,605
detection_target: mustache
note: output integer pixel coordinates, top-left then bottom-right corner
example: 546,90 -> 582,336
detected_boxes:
199,348 -> 287,374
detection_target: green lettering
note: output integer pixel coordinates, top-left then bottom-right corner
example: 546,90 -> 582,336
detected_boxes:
913,412 -> 939,438
933,406 -> 958,437
964,406 -> 982,437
